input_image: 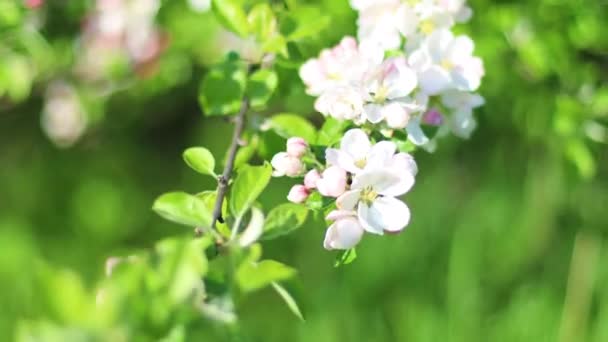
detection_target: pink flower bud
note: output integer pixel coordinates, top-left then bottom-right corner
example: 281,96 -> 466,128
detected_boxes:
286,137 -> 308,158
271,152 -> 305,177
422,108 -> 444,126
25,0 -> 44,9
316,166 -> 347,198
304,169 -> 321,189
287,185 -> 309,204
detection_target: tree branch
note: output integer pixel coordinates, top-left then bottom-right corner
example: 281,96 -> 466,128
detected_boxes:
210,96 -> 250,236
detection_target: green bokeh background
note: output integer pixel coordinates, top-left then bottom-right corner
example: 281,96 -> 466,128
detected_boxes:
1,0 -> 607,340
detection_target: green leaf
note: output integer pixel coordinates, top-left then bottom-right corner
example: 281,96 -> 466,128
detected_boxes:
153,192 -> 212,228
262,203 -> 308,240
316,117 -> 349,146
305,192 -> 323,211
236,259 -> 296,292
280,6 -> 330,41
211,0 -> 249,37
196,191 -> 230,238
271,282 -> 305,321
248,3 -> 276,41
247,69 -> 278,109
262,34 -> 288,57
266,113 -> 317,142
199,58 -> 247,116
239,207 -> 265,247
183,147 -> 216,177
334,248 -> 357,267
229,162 -> 272,220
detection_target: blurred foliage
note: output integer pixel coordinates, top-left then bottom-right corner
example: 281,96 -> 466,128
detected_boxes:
0,0 -> 607,341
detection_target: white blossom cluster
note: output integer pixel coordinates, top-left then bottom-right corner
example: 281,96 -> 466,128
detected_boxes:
273,0 -> 485,250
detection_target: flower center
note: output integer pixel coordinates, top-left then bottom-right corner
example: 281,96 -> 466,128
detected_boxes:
373,85 -> 389,103
420,19 -> 435,35
354,158 -> 367,169
360,186 -> 378,205
441,59 -> 454,70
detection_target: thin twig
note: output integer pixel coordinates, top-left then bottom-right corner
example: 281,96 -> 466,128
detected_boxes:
210,96 -> 250,236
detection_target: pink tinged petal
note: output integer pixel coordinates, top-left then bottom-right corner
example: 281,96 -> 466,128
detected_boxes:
392,152 -> 418,176
419,65 -> 451,95
287,185 -> 309,204
270,152 -> 290,177
316,166 -> 347,198
323,217 -> 365,250
326,148 -> 358,173
340,129 -> 372,161
364,103 -> 385,124
304,169 -> 321,189
326,209 -> 356,221
286,137 -> 308,158
336,190 -> 361,211
299,59 -> 325,95
422,108 -> 444,126
382,102 -> 410,129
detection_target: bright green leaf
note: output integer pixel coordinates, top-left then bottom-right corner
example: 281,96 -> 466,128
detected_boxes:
211,0 -> 249,37
196,191 -> 230,238
237,259 -> 296,292
262,203 -> 308,240
229,163 -> 272,220
199,58 -> 247,116
266,113 -> 317,142
271,282 -> 305,321
247,69 -> 278,109
183,147 -> 216,176
316,117 -> 349,145
153,192 -> 212,228
334,248 -> 357,267
248,3 -> 276,41
280,6 -> 330,41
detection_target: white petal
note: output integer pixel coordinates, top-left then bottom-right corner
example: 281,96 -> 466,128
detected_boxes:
406,119 -> 430,146
351,170 -> 403,194
323,217 -> 365,250
386,64 -> 418,99
392,152 -> 418,176
357,202 -> 384,235
418,65 -> 451,95
337,190 -> 361,211
372,197 -> 411,232
426,29 -> 453,62
366,141 -> 397,169
341,129 -> 371,161
363,103 -> 385,124
446,35 -> 474,66
408,48 -> 431,72
326,209 -> 356,221
326,148 -> 357,173
396,5 -> 419,37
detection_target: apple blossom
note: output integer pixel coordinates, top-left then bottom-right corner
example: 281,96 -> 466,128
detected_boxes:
326,129 -> 398,174
314,85 -> 366,123
304,169 -> 321,189
323,210 -> 365,250
271,152 -> 304,177
409,29 -> 484,95
316,166 -> 347,198
287,185 -> 310,204
337,170 -> 413,234
286,137 -> 309,158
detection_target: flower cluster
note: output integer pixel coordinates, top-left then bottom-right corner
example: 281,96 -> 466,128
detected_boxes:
274,0 -> 484,250
300,0 -> 485,148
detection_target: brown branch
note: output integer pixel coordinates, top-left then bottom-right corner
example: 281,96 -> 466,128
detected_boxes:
210,96 -> 250,235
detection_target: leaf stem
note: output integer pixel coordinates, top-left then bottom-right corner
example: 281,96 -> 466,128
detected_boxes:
210,95 -> 250,238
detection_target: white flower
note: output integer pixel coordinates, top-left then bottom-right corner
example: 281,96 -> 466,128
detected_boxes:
337,170 -> 413,234
356,1 -> 403,51
314,85 -> 365,123
441,90 -> 484,138
323,210 -> 365,250
287,185 -> 309,204
362,57 -> 421,127
316,166 -> 347,198
397,1 -> 454,44
271,152 -> 304,177
326,129 -> 398,174
409,29 -> 484,95
286,137 -> 308,158
299,37 -> 381,96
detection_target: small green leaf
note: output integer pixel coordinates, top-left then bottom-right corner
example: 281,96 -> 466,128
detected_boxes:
196,191 -> 230,237
211,0 -> 249,37
280,6 -> 330,41
229,162 -> 272,220
266,113 -> 317,142
236,259 -> 296,292
183,147 -> 216,176
262,34 -> 288,57
262,203 -> 308,240
153,192 -> 212,227
248,3 -> 276,41
271,282 -> 305,321
305,192 -> 323,211
199,58 -> 247,116
334,248 -> 357,267
247,69 -> 278,109
317,117 -> 349,146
